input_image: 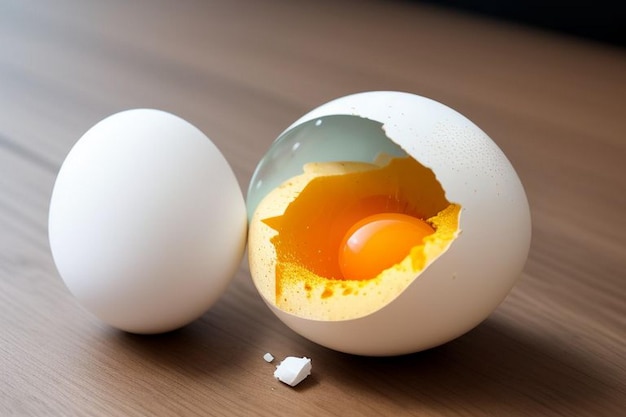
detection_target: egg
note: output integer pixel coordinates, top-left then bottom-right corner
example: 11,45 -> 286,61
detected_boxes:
48,109 -> 247,334
247,91 -> 531,356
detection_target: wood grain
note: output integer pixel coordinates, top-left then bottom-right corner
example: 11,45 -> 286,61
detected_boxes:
1,0 -> 625,416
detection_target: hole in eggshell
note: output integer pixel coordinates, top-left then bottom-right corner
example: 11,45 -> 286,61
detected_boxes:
263,156 -> 450,278
252,154 -> 461,321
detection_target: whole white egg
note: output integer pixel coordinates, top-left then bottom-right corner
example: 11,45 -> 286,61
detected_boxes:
49,109 -> 247,333
247,91 -> 531,355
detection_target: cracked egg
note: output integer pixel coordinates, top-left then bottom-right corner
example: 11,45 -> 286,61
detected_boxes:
247,91 -> 531,356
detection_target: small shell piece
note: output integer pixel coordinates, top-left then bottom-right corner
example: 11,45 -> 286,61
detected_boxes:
273,357 -> 312,387
263,352 -> 275,363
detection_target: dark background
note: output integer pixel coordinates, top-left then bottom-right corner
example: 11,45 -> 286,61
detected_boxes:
418,1 -> 626,47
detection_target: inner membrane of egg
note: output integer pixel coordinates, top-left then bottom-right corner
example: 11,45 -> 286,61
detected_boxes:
248,154 -> 461,321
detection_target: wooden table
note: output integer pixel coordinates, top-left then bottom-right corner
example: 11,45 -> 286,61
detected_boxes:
2,1 -> 625,415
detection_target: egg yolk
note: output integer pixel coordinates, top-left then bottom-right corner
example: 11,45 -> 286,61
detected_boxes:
252,156 -> 461,320
339,213 -> 434,280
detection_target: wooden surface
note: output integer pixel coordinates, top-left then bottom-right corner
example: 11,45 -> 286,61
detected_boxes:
1,1 -> 625,416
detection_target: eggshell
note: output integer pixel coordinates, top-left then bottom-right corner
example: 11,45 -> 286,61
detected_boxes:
248,91 -> 531,356
49,109 -> 247,334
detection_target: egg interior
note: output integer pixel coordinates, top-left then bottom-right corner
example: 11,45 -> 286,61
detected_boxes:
249,153 -> 461,321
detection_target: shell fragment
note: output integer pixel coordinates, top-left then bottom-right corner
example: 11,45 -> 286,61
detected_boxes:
273,356 -> 312,387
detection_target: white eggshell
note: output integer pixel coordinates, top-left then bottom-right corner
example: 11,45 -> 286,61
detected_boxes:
253,91 -> 531,355
49,109 -> 247,334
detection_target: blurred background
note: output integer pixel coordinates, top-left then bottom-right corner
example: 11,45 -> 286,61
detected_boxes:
419,0 -> 625,47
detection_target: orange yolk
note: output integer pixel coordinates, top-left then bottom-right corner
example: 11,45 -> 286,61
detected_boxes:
339,213 -> 435,280
249,156 -> 462,320
259,156 -> 460,310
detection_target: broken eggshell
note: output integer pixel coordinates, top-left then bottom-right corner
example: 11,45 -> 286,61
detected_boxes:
274,356 -> 312,387
247,91 -> 531,356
